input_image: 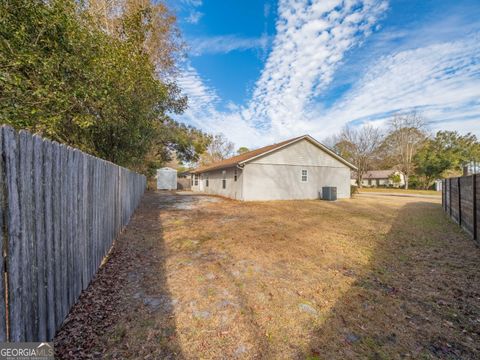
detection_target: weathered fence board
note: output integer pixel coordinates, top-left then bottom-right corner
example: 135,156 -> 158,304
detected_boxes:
0,125 -> 146,341
52,142 -> 62,329
34,135 -> 48,341
18,131 -> 34,341
0,129 -> 6,342
44,140 -> 56,339
450,179 -> 460,223
4,127 -> 23,342
443,174 -> 479,244
177,177 -> 192,190
475,175 -> 480,241
60,144 -> 68,326
459,176 -> 474,235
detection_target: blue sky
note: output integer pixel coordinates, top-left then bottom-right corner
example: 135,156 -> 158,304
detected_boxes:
169,0 -> 480,147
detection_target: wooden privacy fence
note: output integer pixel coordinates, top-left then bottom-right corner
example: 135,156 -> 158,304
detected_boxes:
177,177 -> 192,190
0,125 -> 146,342
442,175 -> 479,243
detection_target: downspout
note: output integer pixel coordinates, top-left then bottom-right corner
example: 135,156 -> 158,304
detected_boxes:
236,163 -> 245,200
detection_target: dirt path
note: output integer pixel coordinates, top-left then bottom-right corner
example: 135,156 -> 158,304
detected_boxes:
54,191 -> 480,359
54,191 -> 223,359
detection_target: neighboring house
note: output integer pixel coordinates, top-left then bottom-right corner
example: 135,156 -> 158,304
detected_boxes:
351,170 -> 405,187
191,135 -> 357,201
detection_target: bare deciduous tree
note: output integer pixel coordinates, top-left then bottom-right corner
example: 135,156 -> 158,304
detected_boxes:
322,134 -> 342,152
386,112 -> 427,189
338,125 -> 383,188
199,134 -> 235,166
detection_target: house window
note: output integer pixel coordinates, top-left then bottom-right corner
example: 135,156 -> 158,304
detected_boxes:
206,174 -> 209,187
222,170 -> 226,189
234,168 -> 237,182
194,174 -> 198,186
301,169 -> 308,182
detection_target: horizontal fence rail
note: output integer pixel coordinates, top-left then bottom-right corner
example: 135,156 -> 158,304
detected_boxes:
442,175 -> 479,243
0,125 -> 146,341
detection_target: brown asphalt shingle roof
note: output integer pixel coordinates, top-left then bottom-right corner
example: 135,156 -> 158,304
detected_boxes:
192,136 -> 304,173
192,135 -> 357,174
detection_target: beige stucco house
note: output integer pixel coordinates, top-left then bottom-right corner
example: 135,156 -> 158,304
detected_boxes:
191,135 -> 357,201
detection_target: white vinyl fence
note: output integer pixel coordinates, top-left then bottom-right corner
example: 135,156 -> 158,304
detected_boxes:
0,125 -> 146,342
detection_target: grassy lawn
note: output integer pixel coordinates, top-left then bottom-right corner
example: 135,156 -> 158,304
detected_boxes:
359,187 -> 441,196
55,192 -> 479,359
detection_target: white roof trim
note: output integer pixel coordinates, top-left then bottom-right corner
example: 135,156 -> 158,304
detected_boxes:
239,135 -> 358,170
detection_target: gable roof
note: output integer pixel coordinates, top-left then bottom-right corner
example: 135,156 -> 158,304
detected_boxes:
192,135 -> 357,174
357,170 -> 401,179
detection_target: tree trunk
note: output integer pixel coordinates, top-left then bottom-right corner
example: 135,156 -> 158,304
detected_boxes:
405,174 -> 409,189
357,174 -> 363,189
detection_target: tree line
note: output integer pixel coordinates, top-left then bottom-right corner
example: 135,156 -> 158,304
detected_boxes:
0,0 -> 211,176
3,2 -> 477,182
325,112 -> 480,189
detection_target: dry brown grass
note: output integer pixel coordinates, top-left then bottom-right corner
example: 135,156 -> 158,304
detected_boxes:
359,188 -> 441,196
56,191 -> 480,359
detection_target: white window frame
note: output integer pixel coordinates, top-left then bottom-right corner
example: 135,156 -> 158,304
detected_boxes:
194,174 -> 198,186
234,168 -> 238,182
301,169 -> 308,182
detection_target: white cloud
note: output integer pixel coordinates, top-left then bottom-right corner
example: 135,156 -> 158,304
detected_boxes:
186,11 -> 203,24
174,0 -> 203,25
313,36 -> 480,138
189,35 -> 271,56
179,0 -> 202,7
176,65 -> 219,113
264,3 -> 271,18
176,66 -> 270,147
177,0 -> 388,146
175,0 -> 480,148
248,0 -> 388,138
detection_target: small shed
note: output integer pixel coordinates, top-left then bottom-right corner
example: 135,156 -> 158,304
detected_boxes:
156,167 -> 177,190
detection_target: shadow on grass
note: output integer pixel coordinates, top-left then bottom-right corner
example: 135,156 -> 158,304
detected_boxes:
301,200 -> 480,359
54,191 -> 184,359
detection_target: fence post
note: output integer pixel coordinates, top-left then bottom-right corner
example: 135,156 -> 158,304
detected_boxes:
474,174 -> 477,241
442,179 -> 445,211
0,128 -> 6,342
458,177 -> 462,226
449,178 -> 452,217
